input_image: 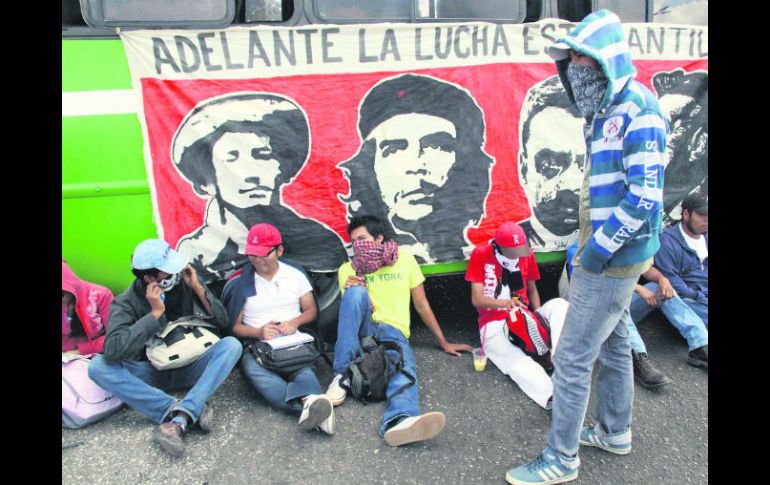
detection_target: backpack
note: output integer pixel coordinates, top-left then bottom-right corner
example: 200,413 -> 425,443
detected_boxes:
62,356 -> 123,429
341,336 -> 415,404
504,306 -> 554,372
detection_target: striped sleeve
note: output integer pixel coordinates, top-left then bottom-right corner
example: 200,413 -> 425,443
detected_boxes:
580,110 -> 667,272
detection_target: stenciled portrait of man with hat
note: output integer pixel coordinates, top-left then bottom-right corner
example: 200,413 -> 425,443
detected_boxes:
172,91 -> 347,283
338,73 -> 494,264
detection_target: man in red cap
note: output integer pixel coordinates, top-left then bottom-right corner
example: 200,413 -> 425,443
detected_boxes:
465,222 -> 569,409
222,224 -> 334,435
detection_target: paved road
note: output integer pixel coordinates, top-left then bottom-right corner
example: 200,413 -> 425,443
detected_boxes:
62,273 -> 708,485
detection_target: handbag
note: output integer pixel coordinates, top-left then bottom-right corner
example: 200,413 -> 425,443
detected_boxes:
247,331 -> 320,378
62,356 -> 123,429
145,317 -> 221,370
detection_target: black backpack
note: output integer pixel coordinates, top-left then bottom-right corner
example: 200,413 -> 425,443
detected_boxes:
341,336 -> 415,404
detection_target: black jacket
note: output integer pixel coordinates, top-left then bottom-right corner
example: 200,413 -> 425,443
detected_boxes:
102,276 -> 228,362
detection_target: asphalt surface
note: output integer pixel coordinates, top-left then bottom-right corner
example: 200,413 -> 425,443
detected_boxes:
62,272 -> 708,485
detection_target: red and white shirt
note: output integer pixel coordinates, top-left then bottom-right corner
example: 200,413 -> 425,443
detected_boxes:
464,243 -> 540,328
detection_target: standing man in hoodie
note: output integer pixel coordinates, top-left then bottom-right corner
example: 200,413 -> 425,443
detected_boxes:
505,10 -> 668,485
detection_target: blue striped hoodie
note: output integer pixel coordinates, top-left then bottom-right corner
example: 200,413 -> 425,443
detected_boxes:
550,10 -> 668,272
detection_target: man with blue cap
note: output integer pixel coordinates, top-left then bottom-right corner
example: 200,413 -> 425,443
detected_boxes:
88,239 -> 242,457
505,9 -> 668,484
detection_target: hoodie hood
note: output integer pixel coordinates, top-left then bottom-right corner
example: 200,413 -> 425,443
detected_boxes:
548,10 -> 637,115
62,259 -> 113,340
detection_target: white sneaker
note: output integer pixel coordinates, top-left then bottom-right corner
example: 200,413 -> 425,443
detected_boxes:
318,406 -> 335,435
298,395 -> 333,431
384,412 -> 446,447
326,374 -> 348,406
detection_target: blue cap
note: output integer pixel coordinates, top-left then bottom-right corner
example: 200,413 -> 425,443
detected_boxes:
131,239 -> 188,274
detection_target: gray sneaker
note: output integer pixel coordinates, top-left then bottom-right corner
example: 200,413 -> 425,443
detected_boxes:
198,403 -> 213,432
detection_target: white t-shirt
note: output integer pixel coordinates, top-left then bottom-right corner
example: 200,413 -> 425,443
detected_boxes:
241,262 -> 313,328
679,223 -> 708,263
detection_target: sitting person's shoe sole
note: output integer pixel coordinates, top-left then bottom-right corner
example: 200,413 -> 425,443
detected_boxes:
384,412 -> 446,447
298,395 -> 333,431
152,422 -> 186,457
198,403 -> 213,432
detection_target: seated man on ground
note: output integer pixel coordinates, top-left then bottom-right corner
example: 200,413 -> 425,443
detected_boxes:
655,192 -> 709,331
465,221 -> 568,409
222,223 -> 334,435
89,239 -> 242,457
326,215 -> 473,447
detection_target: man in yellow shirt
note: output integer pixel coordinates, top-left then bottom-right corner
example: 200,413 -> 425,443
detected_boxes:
326,215 -> 472,446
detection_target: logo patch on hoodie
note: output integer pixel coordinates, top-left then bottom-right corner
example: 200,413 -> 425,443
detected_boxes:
602,115 -> 624,140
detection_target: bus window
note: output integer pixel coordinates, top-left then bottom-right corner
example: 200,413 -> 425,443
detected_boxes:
242,0 -> 293,22
593,0 -> 647,22
80,0 -> 236,28
652,0 -> 707,25
417,0 -> 525,22
557,0 -> 591,22
315,0 -> 412,21
315,0 -> 527,22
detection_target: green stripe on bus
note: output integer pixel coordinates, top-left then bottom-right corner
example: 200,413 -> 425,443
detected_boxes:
419,250 -> 567,276
62,114 -> 147,184
63,194 -> 159,293
62,39 -> 133,92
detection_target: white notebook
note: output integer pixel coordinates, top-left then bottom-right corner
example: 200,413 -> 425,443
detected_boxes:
262,331 -> 314,350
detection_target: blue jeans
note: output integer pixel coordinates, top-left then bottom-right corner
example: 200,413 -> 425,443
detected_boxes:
682,298 -> 708,328
626,282 -> 709,353
89,336 -> 242,424
332,286 -> 420,437
240,352 -> 321,414
548,266 -> 638,468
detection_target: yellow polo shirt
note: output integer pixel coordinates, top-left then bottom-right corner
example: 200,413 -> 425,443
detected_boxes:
338,249 -> 424,339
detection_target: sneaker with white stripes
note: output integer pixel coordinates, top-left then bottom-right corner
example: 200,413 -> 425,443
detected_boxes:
579,425 -> 632,455
505,448 -> 578,485
325,374 -> 348,406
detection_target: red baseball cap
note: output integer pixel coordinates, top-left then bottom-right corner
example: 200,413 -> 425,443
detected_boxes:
494,222 -> 531,257
245,223 -> 282,257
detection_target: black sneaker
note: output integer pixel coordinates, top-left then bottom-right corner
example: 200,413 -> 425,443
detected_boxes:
632,351 -> 672,389
687,345 -> 708,369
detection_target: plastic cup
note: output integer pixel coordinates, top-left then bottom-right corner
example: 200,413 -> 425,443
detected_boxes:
472,347 -> 487,371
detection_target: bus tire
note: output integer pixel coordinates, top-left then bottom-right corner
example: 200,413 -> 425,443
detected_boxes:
308,270 -> 340,345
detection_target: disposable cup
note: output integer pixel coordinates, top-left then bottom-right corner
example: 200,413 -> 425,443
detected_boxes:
472,347 -> 487,371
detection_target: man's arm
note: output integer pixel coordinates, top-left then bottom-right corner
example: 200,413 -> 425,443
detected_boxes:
184,265 -> 229,328
654,238 -> 700,301
277,292 -> 318,335
642,266 -> 674,299
411,283 -> 473,357
526,280 -> 541,311
231,309 -> 278,340
102,283 -> 166,362
469,283 -> 521,311
579,110 -> 667,273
